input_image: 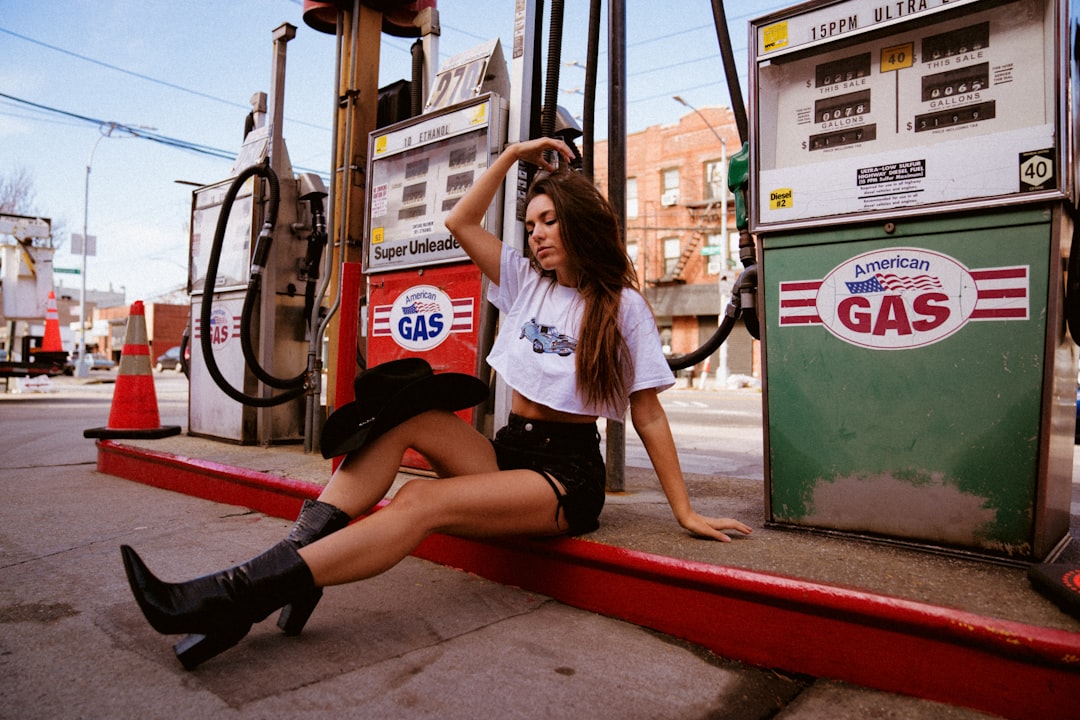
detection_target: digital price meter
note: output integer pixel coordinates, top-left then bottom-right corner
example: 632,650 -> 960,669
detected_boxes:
365,93 -> 507,273
750,0 -> 1074,230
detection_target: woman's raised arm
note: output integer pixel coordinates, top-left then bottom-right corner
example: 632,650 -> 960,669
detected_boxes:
445,137 -> 572,283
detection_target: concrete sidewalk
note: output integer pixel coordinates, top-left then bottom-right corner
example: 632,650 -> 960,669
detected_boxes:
113,432 -> 1080,632
2,376 -> 1076,718
1,444 -> 999,720
93,432 -> 1080,720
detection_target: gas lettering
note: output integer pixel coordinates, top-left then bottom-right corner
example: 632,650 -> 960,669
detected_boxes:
212,322 -> 231,345
911,293 -> 950,331
837,293 -> 948,336
397,312 -> 445,342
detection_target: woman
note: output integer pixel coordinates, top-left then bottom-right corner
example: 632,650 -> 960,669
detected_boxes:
121,136 -> 752,669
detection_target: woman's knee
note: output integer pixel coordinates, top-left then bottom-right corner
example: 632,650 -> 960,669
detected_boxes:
386,478 -> 441,521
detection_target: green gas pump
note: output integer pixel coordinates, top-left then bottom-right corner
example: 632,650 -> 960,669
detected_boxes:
749,0 -> 1078,562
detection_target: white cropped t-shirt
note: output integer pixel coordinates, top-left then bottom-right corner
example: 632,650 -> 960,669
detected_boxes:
486,244 -> 674,420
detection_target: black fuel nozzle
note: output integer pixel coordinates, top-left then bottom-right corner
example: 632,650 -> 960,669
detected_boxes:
250,221 -> 275,277
553,105 -> 584,173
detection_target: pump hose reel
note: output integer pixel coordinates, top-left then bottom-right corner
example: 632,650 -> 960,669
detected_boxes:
199,161 -> 306,407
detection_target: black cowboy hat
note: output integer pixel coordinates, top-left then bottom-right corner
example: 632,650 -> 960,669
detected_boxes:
321,357 -> 488,459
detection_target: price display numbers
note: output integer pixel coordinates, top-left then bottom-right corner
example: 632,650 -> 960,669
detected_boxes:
427,58 -> 487,111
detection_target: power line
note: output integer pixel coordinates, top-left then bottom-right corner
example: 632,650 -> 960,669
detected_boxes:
0,92 -> 236,161
0,92 -> 331,175
0,26 -> 329,133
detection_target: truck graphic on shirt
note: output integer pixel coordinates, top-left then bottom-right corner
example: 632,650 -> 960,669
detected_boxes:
520,318 -> 577,356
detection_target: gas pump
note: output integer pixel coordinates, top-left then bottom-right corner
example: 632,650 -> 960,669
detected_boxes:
750,0 -> 1078,561
361,42 -> 510,466
188,23 -> 327,445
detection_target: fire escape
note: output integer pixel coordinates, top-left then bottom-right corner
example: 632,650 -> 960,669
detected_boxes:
651,198 -> 724,285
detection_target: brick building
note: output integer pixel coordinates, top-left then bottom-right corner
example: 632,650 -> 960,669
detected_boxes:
94,302 -> 188,361
593,106 -> 758,384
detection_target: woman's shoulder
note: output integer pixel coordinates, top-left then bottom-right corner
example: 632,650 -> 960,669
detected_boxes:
618,286 -> 652,315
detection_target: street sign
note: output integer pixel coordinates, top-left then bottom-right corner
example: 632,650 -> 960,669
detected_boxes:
70,234 -> 97,256
701,245 -> 725,256
54,267 -> 80,274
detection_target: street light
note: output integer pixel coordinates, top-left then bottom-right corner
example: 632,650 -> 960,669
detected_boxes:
673,95 -> 729,387
75,124 -> 119,377
673,95 -> 728,248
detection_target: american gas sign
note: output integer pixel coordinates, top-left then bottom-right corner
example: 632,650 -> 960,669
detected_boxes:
779,247 -> 1028,349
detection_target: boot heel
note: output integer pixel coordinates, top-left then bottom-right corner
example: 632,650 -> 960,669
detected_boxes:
174,625 -> 248,670
276,589 -> 323,635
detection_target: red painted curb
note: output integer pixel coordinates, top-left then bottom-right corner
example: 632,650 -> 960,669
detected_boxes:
96,439 -> 1079,720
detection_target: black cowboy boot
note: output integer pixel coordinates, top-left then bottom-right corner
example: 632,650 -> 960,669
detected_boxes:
121,541 -> 313,670
276,499 -> 351,635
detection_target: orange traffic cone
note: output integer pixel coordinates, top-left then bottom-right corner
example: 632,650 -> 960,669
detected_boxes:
42,290 -> 63,352
84,301 -> 181,439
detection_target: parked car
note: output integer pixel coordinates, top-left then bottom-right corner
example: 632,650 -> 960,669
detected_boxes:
155,346 -> 185,372
66,353 -> 116,373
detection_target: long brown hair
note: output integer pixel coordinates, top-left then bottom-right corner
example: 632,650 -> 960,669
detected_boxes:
525,169 -> 640,410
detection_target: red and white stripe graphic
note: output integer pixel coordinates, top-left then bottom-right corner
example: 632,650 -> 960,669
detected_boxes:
968,266 -> 1029,321
778,280 -> 823,326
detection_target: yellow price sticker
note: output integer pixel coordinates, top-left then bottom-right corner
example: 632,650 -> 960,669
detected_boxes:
769,188 -> 793,210
470,103 -> 488,125
762,22 -> 788,53
374,136 -> 388,155
880,43 -> 914,72
372,227 -> 384,244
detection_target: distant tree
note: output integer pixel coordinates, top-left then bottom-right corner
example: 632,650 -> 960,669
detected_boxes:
0,165 -> 61,248
0,164 -> 36,214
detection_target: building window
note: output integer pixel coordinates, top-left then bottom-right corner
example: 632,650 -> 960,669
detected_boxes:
704,159 -> 725,201
626,239 -> 639,263
705,231 -> 725,275
663,236 -> 681,276
627,177 -> 638,218
660,168 -> 679,206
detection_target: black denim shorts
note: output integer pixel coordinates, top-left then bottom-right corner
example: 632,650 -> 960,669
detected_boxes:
491,413 -> 606,535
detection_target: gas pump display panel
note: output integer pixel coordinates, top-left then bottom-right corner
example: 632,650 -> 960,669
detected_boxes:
189,177 -> 254,293
751,0 -> 1065,230
365,94 -> 505,273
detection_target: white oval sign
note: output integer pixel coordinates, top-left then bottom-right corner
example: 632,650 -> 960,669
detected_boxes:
387,284 -> 455,352
815,247 -> 978,350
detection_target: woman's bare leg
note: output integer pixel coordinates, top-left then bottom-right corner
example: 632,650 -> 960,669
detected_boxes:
300,467 -> 565,587
315,409 -> 499,517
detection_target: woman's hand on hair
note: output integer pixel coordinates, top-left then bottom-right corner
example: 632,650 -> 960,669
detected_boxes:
512,137 -> 574,172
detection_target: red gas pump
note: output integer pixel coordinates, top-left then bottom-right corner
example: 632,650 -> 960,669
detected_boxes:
362,89 -> 508,467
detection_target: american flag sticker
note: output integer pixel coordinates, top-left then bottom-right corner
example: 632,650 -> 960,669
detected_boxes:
778,247 -> 1030,350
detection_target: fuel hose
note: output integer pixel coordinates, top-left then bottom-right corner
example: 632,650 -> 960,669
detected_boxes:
199,161 -> 305,407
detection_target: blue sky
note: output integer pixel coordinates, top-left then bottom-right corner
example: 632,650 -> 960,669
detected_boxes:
0,1 -> 782,302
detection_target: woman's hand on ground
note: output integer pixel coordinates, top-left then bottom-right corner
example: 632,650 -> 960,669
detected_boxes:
679,512 -> 753,542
